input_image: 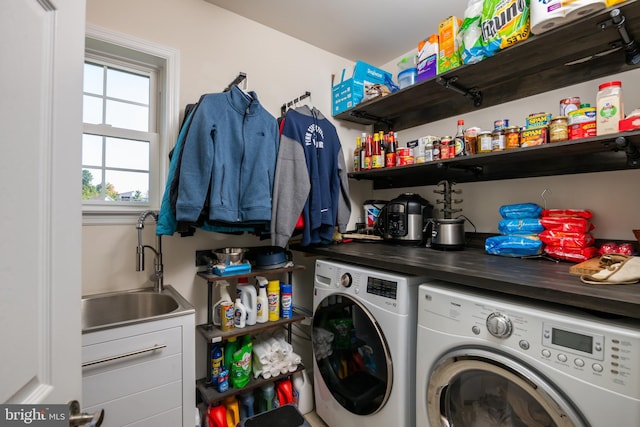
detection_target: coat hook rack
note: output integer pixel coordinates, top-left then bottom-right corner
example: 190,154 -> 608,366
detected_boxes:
436,76 -> 482,107
224,72 -> 247,92
280,91 -> 311,116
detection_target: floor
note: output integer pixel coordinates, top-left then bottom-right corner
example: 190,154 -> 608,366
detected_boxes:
304,411 -> 328,427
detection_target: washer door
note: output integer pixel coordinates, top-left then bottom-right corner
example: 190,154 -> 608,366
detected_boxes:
312,293 -> 392,415
427,349 -> 586,427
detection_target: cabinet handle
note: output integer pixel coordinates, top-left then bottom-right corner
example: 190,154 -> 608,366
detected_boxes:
82,344 -> 167,367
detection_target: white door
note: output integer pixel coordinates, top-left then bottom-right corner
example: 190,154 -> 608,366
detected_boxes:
0,0 -> 86,409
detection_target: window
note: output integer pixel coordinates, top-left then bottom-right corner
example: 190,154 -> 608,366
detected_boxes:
83,25 -> 179,223
82,60 -> 156,205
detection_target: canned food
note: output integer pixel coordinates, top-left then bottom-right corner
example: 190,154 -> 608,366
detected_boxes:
478,131 -> 493,153
520,126 -> 549,147
491,129 -> 505,151
440,136 -> 453,159
567,107 -> 596,125
505,126 -> 520,149
494,119 -> 509,130
397,147 -> 414,165
569,122 -> 597,140
560,97 -> 581,116
526,113 -> 552,129
419,136 -> 437,162
549,116 -> 568,142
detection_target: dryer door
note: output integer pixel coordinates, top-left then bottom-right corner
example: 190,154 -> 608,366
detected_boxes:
426,348 -> 587,427
312,293 -> 392,415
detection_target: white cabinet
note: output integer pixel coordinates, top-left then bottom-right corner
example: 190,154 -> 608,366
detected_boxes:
82,314 -> 195,426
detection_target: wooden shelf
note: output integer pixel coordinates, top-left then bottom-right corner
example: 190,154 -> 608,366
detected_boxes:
348,130 -> 640,189
335,1 -> 640,131
196,364 -> 305,405
197,312 -> 306,344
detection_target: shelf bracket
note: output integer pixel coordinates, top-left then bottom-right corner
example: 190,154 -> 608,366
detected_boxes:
598,8 -> 640,65
615,136 -> 640,167
436,76 -> 483,107
349,110 -> 395,129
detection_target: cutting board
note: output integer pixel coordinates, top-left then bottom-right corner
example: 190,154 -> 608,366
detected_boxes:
569,257 -> 602,275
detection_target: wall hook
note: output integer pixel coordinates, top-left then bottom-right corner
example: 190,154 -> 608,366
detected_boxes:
540,188 -> 551,210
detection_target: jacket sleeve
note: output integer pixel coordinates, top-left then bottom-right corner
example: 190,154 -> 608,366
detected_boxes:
336,148 -> 352,233
271,133 -> 310,248
175,99 -> 215,222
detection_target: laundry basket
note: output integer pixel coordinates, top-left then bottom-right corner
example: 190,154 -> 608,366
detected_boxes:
239,404 -> 311,427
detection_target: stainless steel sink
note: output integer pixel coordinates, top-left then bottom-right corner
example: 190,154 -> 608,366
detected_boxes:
82,285 -> 194,332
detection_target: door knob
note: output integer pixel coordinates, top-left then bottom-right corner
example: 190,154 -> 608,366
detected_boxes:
68,400 -> 104,427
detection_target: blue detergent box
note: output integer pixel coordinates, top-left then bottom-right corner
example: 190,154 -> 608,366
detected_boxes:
332,60 -> 392,115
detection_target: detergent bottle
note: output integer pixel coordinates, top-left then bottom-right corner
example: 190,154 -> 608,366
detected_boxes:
292,369 -> 314,414
238,389 -> 255,420
223,337 -> 238,377
258,382 -> 275,413
237,278 -> 258,326
210,343 -> 223,384
255,276 -> 269,323
207,404 -> 226,427
223,396 -> 240,427
234,297 -> 247,329
213,280 -> 233,326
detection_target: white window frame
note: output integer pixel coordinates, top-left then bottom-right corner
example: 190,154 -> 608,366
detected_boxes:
83,25 -> 179,225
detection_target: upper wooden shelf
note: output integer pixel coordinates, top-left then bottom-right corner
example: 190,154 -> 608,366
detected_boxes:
334,1 -> 640,131
349,131 -> 640,188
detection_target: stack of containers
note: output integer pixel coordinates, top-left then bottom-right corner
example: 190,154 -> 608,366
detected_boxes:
485,203 -> 544,257
539,209 -> 598,262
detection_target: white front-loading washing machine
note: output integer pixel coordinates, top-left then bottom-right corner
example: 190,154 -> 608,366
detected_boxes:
312,259 -> 428,427
416,280 -> 640,426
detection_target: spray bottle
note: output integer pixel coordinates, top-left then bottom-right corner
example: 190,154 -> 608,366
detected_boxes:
237,278 -> 257,326
255,276 -> 269,323
213,280 -> 233,326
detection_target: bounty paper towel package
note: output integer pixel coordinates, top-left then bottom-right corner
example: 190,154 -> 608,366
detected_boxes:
481,0 -> 530,57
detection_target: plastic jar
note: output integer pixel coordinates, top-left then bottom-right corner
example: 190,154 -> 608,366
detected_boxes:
549,116 -> 569,142
596,81 -> 623,135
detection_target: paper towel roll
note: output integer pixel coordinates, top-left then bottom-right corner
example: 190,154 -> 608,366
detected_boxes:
564,0 -> 606,22
531,0 -> 567,35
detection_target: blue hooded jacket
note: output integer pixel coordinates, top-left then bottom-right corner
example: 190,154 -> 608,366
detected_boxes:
175,86 -> 279,224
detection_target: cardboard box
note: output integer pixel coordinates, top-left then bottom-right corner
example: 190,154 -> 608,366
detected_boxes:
438,16 -> 463,74
417,34 -> 438,82
332,60 -> 392,115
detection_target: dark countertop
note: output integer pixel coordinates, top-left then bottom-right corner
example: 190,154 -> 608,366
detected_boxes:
292,242 -> 640,319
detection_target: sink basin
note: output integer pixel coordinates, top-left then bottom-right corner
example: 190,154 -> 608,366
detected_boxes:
82,286 -> 193,332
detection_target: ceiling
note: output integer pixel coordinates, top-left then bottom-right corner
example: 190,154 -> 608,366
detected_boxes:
204,0 -> 469,66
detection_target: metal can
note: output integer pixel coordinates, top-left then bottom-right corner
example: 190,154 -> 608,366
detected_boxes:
505,126 -> 520,149
478,131 -> 493,153
494,119 -> 509,130
491,129 -> 505,151
440,136 -> 453,159
549,116 -> 569,142
397,147 -> 414,165
560,97 -> 581,116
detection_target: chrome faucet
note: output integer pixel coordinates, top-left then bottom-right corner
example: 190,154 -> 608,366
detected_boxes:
136,210 -> 164,292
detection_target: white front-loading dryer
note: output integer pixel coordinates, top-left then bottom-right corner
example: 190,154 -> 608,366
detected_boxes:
312,259 -> 428,427
416,280 -> 640,426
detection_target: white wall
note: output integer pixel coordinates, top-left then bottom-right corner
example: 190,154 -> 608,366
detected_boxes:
84,0 -> 640,374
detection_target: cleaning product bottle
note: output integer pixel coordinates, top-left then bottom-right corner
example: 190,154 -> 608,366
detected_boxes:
237,278 -> 258,326
231,334 -> 253,389
210,343 -> 223,384
275,378 -> 293,406
207,404 -> 227,427
258,382 -> 275,413
256,277 -> 269,323
292,369 -> 314,414
223,396 -> 240,427
234,297 -> 247,328
217,365 -> 229,393
238,390 -> 255,420
280,283 -> 293,319
267,280 -> 280,321
213,280 -> 233,326
223,337 -> 238,378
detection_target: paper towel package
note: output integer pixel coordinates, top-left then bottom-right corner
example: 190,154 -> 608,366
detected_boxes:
563,0 -> 606,22
531,0 -> 567,35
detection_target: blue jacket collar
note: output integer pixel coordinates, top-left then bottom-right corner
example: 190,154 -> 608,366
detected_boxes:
227,85 -> 260,115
